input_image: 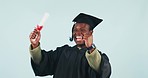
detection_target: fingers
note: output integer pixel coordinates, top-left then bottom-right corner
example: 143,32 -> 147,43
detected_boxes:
30,32 -> 36,39
82,34 -> 92,41
83,34 -> 93,47
29,28 -> 41,45
82,31 -> 93,41
29,28 -> 41,49
30,29 -> 40,39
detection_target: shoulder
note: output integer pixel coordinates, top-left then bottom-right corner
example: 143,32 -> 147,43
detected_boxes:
98,51 -> 110,61
98,51 -> 111,77
58,44 -> 70,49
56,44 -> 72,51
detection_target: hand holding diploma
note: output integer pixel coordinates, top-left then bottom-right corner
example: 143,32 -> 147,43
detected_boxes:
29,13 -> 49,49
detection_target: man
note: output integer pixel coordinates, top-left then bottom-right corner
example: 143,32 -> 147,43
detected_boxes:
29,13 -> 111,78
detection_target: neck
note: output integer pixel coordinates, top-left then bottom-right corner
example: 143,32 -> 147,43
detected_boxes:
76,44 -> 86,49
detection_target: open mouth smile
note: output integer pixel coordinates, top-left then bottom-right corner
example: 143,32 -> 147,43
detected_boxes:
75,36 -> 83,41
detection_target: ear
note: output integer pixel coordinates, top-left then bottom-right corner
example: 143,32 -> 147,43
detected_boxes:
89,30 -> 93,35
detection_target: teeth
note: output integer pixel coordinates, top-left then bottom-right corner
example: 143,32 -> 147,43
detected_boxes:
76,36 -> 82,39
76,36 -> 82,41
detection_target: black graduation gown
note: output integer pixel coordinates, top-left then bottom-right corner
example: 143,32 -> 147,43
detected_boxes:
31,45 -> 111,78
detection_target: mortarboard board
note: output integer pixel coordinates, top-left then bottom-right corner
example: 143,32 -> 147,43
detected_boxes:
72,13 -> 103,30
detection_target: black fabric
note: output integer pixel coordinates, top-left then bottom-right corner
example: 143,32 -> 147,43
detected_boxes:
31,45 -> 111,78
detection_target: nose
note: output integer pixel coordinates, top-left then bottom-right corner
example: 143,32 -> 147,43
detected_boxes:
74,30 -> 83,36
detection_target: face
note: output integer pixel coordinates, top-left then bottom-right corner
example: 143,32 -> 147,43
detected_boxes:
72,23 -> 93,46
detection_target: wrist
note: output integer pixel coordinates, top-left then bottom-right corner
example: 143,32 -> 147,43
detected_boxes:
87,44 -> 96,50
31,43 -> 39,49
87,44 -> 96,54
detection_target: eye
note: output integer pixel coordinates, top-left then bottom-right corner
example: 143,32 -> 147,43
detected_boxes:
73,29 -> 77,32
80,29 -> 87,32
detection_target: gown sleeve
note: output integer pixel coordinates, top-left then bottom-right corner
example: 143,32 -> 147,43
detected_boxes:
85,48 -> 101,71
31,45 -> 68,76
88,52 -> 111,78
29,44 -> 42,64
97,52 -> 111,78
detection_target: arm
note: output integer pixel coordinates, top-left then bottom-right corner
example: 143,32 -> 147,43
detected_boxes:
29,28 -> 41,64
83,31 -> 111,77
85,48 -> 101,71
83,34 -> 101,71
29,44 -> 42,64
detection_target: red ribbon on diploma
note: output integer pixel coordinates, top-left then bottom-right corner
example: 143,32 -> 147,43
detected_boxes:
36,25 -> 43,31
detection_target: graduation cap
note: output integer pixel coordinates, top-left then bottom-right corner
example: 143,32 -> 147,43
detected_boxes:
72,13 -> 103,30
70,13 -> 103,41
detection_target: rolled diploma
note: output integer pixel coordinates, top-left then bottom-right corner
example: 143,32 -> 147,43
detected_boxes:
36,12 -> 49,31
38,12 -> 49,26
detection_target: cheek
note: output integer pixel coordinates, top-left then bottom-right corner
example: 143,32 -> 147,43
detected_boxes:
82,32 -> 90,36
72,32 -> 75,36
